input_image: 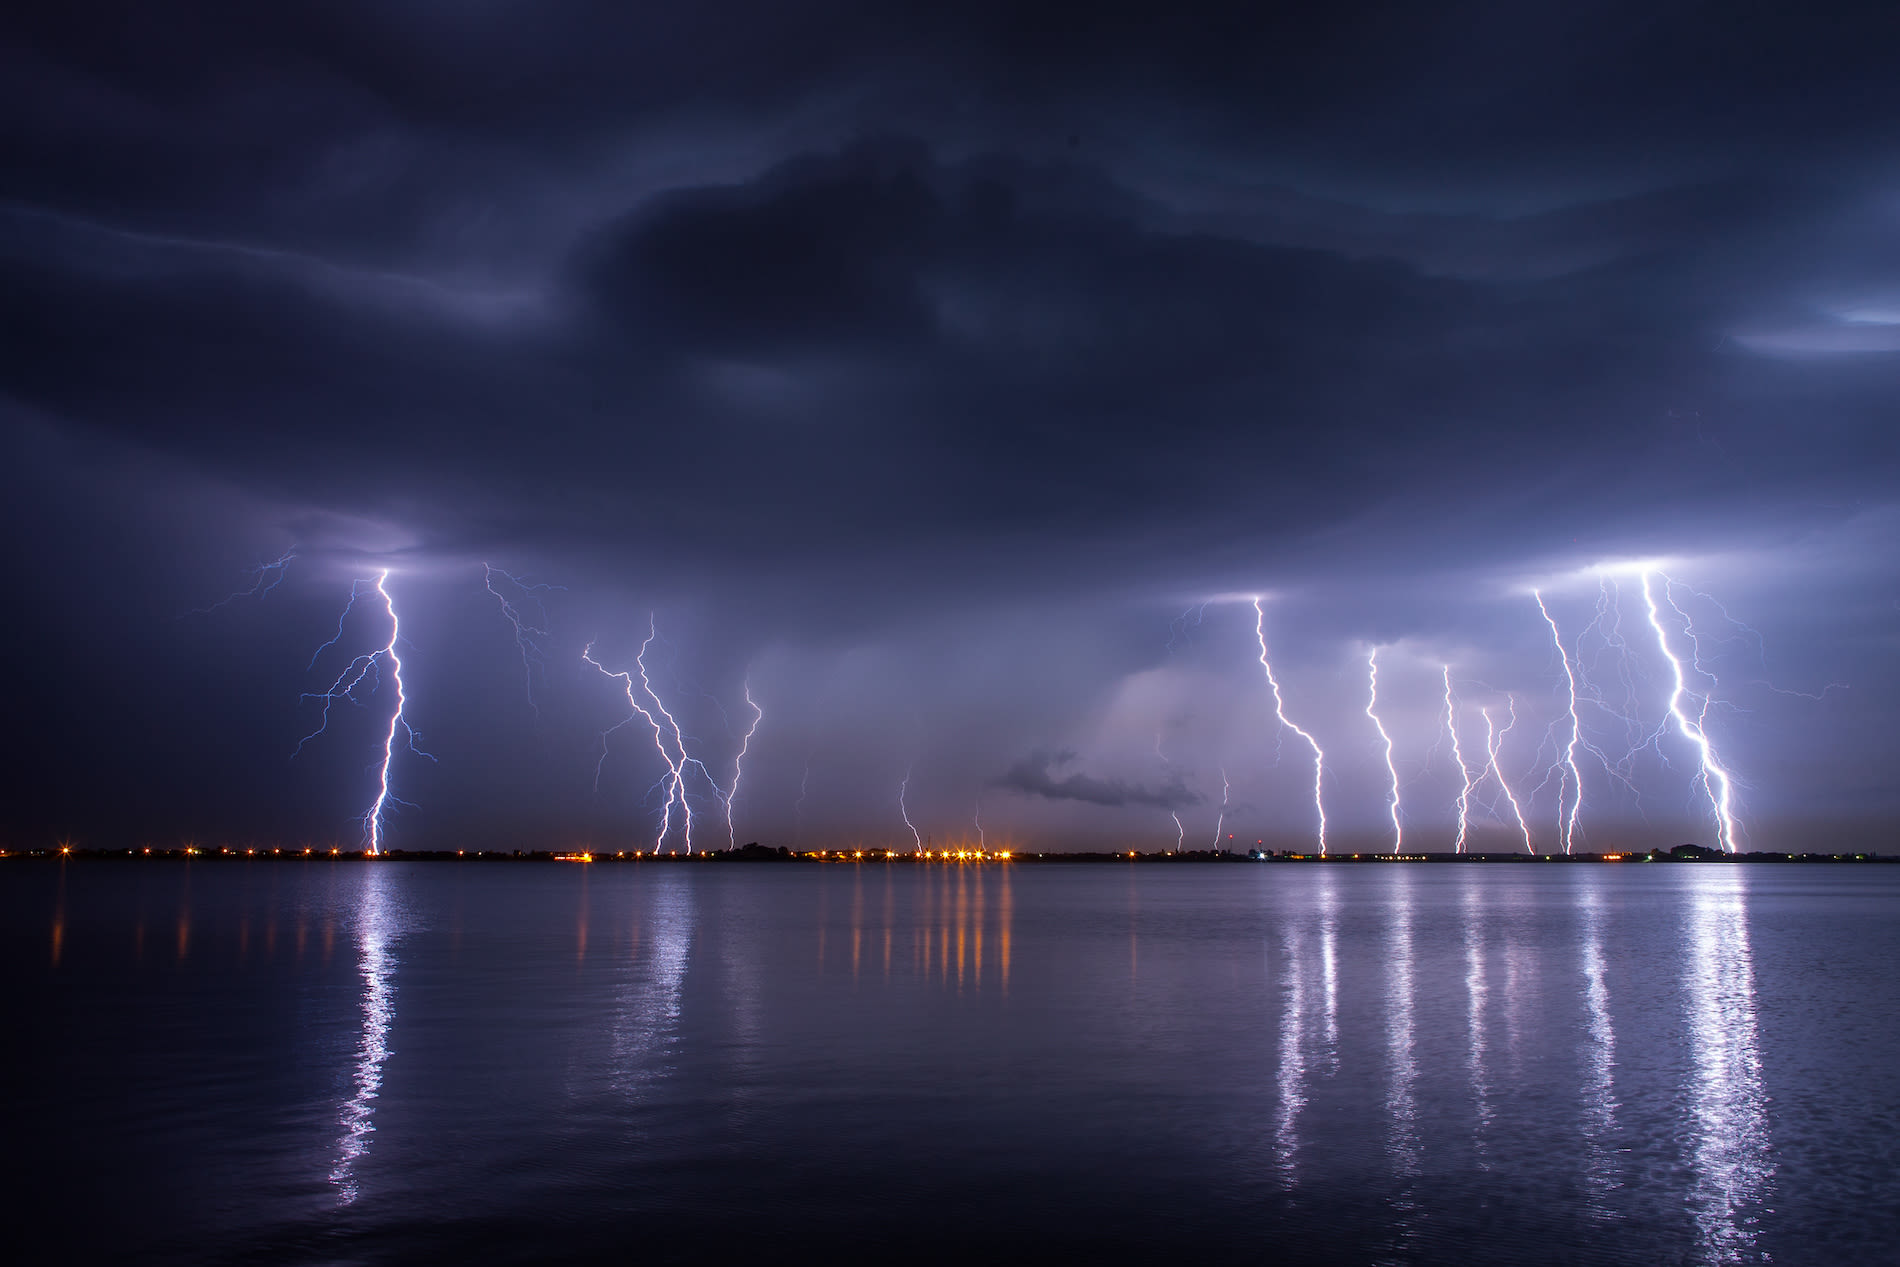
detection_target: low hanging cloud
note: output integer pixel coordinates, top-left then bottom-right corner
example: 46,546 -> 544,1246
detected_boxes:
995,749 -> 1202,810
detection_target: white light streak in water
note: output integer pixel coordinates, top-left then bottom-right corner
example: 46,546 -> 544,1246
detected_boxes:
1269,877 -> 1335,1187
1464,883 -> 1493,1167
1318,869 -> 1341,1063
1386,872 -> 1420,1179
331,868 -> 400,1204
1684,871 -> 1772,1263
609,873 -> 695,1099
1273,922 -> 1308,1182
1578,881 -> 1619,1213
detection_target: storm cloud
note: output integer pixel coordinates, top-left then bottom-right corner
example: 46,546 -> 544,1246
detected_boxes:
2,2 -> 1896,851
997,749 -> 1202,812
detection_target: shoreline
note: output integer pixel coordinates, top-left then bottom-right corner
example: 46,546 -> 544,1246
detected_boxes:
8,846 -> 1890,864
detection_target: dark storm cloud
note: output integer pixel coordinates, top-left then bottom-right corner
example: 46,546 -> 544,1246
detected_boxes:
996,749 -> 1200,812
10,133 -> 1880,591
3,1 -> 1898,846
6,6 -> 1897,574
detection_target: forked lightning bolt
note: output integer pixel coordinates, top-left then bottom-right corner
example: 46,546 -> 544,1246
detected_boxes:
308,577 -> 369,672
1366,648 -> 1403,850
899,764 -> 922,852
724,678 -> 763,848
1444,667 -> 1475,853
190,549 -> 296,616
362,574 -> 425,854
483,564 -> 561,720
1155,730 -> 1186,850
296,570 -> 434,853
1534,590 -> 1587,853
1481,699 -> 1534,854
1210,766 -> 1230,848
794,757 -> 813,845
584,619 -> 722,853
1576,578 -> 1654,776
1641,571 -> 1742,852
1166,602 -> 1210,654
1253,598 -> 1327,854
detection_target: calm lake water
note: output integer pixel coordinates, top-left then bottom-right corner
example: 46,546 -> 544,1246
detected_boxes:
6,860 -> 1898,1265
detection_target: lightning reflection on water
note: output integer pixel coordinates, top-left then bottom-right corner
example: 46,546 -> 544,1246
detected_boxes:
331,867 -> 401,1204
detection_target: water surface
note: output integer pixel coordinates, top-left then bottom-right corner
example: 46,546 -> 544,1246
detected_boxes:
6,861 -> 1898,1264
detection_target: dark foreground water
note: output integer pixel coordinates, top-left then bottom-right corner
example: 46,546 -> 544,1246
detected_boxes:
5,860 -> 1898,1265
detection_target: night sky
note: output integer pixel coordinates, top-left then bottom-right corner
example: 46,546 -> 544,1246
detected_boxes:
4,3 -> 1896,853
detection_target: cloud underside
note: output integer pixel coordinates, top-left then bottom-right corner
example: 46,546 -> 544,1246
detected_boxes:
997,749 -> 1201,811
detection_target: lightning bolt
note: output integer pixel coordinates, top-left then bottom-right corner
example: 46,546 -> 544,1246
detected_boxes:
1444,666 -> 1474,853
973,793 -> 986,849
1577,578 -> 1654,775
899,763 -> 922,852
295,570 -> 434,853
1673,580 -> 1768,664
1154,729 -> 1187,850
584,619 -> 722,853
1253,597 -> 1327,854
189,549 -> 296,615
296,581 -> 375,753
1210,765 -> 1230,848
725,677 -> 763,848
362,573 -> 426,855
1534,590 -> 1587,853
1481,699 -> 1534,854
1670,579 -> 1846,702
581,641 -> 674,846
1366,648 -> 1403,851
633,625 -> 729,855
483,563 -> 561,720
1562,578 -> 1668,815
794,757 -> 813,845
307,577 -> 369,671
1641,571 -> 1742,852
1166,601 -> 1210,654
